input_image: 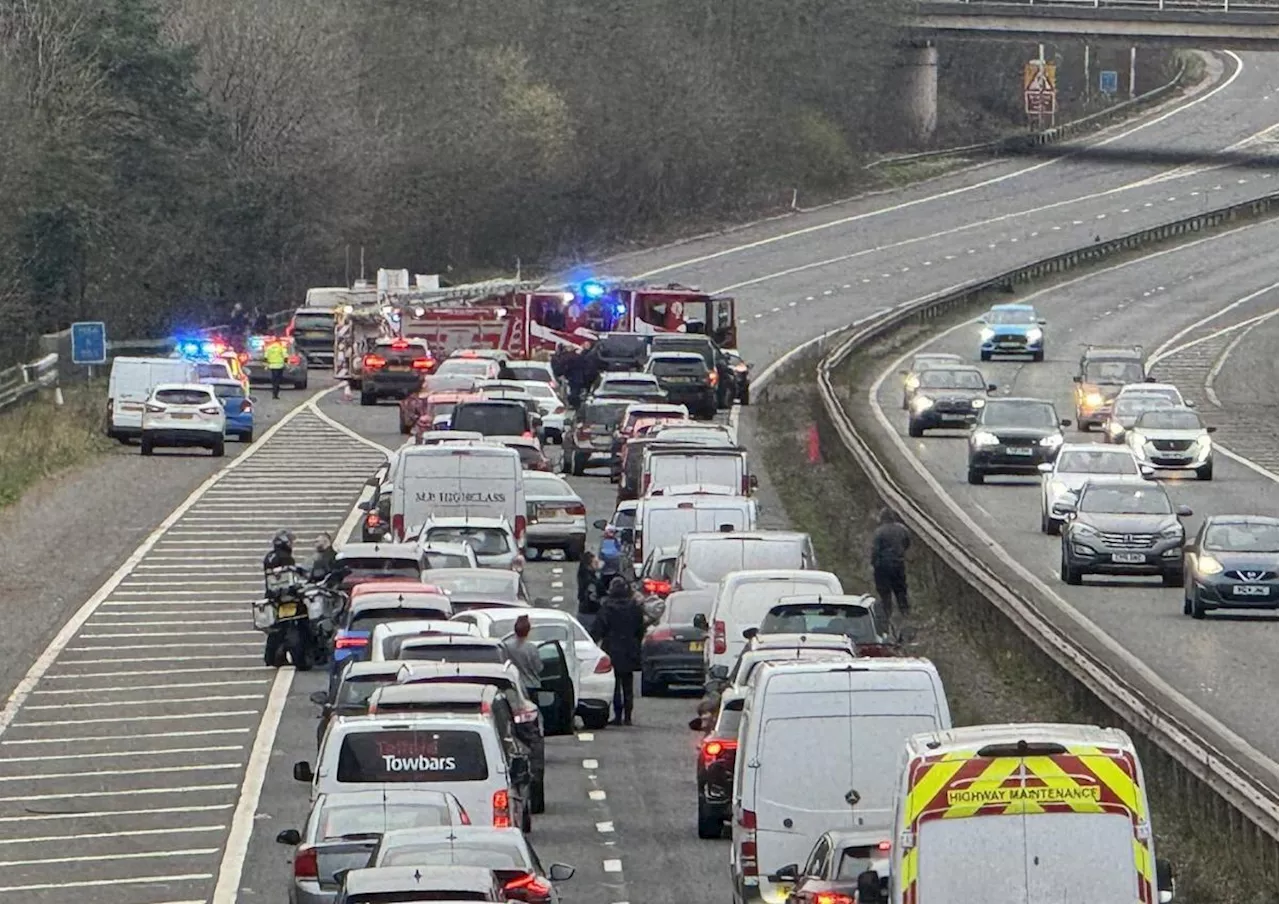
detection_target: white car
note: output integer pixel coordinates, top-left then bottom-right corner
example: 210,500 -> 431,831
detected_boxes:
141,383 -> 227,457
515,380 -> 568,443
506,360 -> 556,385
412,516 -> 522,571
1126,407 -> 1217,481
420,541 -> 480,570
450,607 -> 614,730
522,472 -> 587,561
1037,444 -> 1149,535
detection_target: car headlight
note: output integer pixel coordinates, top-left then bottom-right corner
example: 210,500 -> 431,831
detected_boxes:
1159,524 -> 1183,540
1107,421 -> 1125,436
980,327 -> 995,342
912,396 -> 934,412
971,398 -> 986,408
1070,522 -> 1099,537
1049,479 -> 1070,498
1198,555 -> 1224,576
972,431 -> 1000,447
1084,392 -> 1104,408
1128,431 -> 1145,447
1026,328 -> 1043,343
1039,433 -> 1064,447
1196,434 -> 1212,449
904,374 -> 920,391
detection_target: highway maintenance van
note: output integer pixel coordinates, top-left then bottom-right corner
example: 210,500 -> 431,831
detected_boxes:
390,444 -> 526,548
107,356 -> 199,440
881,723 -> 1175,904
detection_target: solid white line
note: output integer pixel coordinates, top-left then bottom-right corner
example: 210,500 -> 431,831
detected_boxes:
0,762 -> 238,783
597,821 -> 615,832
0,847 -> 218,868
577,732 -> 594,741
67,642 -> 259,651
20,711 -> 258,727
53,654 -> 261,664
211,667 -> 294,904
1205,312 -> 1276,407
0,783 -> 237,802
40,666 -> 254,680
1148,283 -> 1280,363
0,745 -> 242,763
753,308 -> 896,392
0,804 -> 230,823
84,616 -> 245,624
78,631 -> 259,639
33,679 -> 265,696
633,52 -> 1244,280
0,824 -> 224,845
25,694 -> 261,710
3,728 -> 250,745
0,874 -> 213,893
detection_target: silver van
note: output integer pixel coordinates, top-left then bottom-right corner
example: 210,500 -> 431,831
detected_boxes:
673,531 -> 818,592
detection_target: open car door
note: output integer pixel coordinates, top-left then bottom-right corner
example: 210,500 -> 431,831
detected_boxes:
535,639 -> 576,736
710,297 -> 736,348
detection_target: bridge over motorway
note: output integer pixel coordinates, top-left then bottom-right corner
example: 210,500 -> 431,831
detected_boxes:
912,0 -> 1280,51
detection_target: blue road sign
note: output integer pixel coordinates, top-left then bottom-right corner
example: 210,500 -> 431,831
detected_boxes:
71,321 -> 107,365
1100,70 -> 1119,96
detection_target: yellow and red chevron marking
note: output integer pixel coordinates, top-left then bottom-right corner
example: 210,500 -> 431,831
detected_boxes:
899,746 -> 1154,904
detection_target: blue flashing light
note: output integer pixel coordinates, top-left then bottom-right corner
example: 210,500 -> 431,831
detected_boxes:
248,336 -> 265,351
581,280 -> 606,300
614,302 -> 626,316
180,341 -> 201,357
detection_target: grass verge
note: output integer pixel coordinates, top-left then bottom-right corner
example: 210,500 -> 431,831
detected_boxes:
744,351 -> 1275,904
0,383 -> 113,508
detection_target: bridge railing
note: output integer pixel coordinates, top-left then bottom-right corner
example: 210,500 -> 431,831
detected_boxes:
945,0 -> 1279,11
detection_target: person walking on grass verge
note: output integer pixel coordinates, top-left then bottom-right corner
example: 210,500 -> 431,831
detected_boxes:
591,576 -> 645,726
870,507 -> 911,621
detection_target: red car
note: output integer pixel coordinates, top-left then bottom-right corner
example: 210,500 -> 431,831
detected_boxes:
400,389 -> 481,435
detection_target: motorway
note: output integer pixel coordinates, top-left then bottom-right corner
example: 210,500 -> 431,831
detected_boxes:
0,47 -> 1273,904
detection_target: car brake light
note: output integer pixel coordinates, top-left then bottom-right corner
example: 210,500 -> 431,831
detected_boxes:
815,894 -> 855,904
701,738 -> 737,764
593,655 -> 613,674
642,578 -> 670,596
564,503 -> 586,516
391,513 -> 404,539
739,808 -> 758,877
412,358 -> 434,371
145,403 -> 166,413
708,369 -> 719,386
334,636 -> 367,650
293,844 -> 318,879
877,840 -> 891,851
492,788 -> 511,827
648,626 -> 674,642
713,620 -> 726,655
199,405 -> 222,415
514,514 -> 526,542
363,354 -> 387,370
287,355 -> 300,366
522,430 -> 533,439
504,872 -> 553,900
391,338 -> 410,349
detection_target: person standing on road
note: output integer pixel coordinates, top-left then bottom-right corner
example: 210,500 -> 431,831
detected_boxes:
264,337 -> 288,399
504,615 -> 543,700
870,507 -> 911,619
591,577 -> 645,726
576,552 -> 601,628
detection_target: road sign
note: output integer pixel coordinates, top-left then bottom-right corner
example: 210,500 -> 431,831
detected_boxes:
1099,70 -> 1119,96
1024,60 -> 1057,116
70,321 -> 107,365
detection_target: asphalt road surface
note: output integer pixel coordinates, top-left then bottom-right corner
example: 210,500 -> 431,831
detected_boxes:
0,48 -> 1275,904
866,220 -> 1279,761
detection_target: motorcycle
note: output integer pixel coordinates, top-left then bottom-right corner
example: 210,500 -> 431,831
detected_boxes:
252,567 -> 346,670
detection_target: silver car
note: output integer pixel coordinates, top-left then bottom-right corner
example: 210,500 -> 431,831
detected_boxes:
523,472 -> 587,561
1102,394 -> 1176,445
276,789 -> 470,904
1037,444 -> 1150,535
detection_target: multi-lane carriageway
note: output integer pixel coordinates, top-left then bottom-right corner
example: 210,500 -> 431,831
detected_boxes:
0,47 -> 1273,904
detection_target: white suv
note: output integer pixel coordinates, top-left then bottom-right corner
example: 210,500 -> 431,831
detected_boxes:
141,383 -> 227,457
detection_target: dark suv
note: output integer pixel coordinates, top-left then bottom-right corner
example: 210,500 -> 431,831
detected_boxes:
360,338 -> 436,405
645,352 -> 717,418
907,366 -> 995,436
966,397 -> 1070,484
563,399 -> 631,476
1059,479 -> 1191,587
650,334 -> 733,409
1073,345 -> 1145,431
590,333 -> 652,372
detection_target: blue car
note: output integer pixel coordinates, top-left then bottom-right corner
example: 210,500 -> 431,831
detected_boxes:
208,379 -> 255,442
979,303 -> 1046,362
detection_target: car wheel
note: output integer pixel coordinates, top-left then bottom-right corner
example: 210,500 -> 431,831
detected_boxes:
1162,569 -> 1184,589
295,379 -> 308,390
1031,350 -> 1044,362
966,468 -> 984,485
359,391 -> 376,406
212,439 -> 226,458
240,431 -> 254,444
697,798 -> 723,839
571,453 -> 586,477
1196,460 -> 1213,481
140,437 -> 154,456
1190,589 -> 1207,619
581,709 -> 609,731
1060,547 -> 1083,585
640,677 -> 663,697
980,351 -> 991,362
1046,516 -> 1060,537
740,385 -> 750,406
908,418 -> 925,438
565,538 -> 585,562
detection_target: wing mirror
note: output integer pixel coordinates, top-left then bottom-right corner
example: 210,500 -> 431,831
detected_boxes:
548,863 -> 576,882
308,690 -> 328,706
276,828 -> 302,845
1206,426 -> 1217,433
1176,504 -> 1193,518
1059,419 -> 1072,428
987,383 -> 998,392
1184,399 -> 1196,408
592,518 -> 608,530
748,474 -> 760,491
692,613 -> 709,631
769,864 -> 800,883
742,626 -> 758,640
708,664 -> 729,680
1057,502 -> 1078,515
292,761 -> 314,782
1036,463 -> 1053,474
1071,375 -> 1082,383
1140,466 -> 1156,479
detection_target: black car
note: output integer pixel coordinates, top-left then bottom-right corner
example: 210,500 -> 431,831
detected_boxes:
288,306 -> 336,368
1183,515 -> 1279,619
966,397 -> 1070,484
563,399 -> 631,476
641,589 -> 712,696
649,334 -> 733,409
360,338 -> 436,405
589,332 -> 652,372
644,351 -> 717,419
451,399 -> 537,437
906,366 -> 996,436
1059,479 -> 1190,587
689,690 -> 743,839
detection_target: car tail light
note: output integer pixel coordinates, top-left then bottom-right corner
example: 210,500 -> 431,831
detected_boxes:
514,514 -> 526,542
713,620 -> 726,655
553,405 -> 565,414
648,626 -> 673,643
708,369 -> 719,386
457,805 -> 471,825
412,358 -> 434,371
522,430 -> 533,439
334,636 -> 367,650
391,513 -> 404,539
593,655 -> 613,674
492,788 -> 511,827
739,808 -> 758,877
504,872 -> 553,902
199,405 -> 222,415
293,844 -> 318,879
701,738 -> 737,764
287,355 -> 300,365
240,399 -> 253,413
363,354 -> 386,370
815,894 -> 855,904
642,578 -> 671,597
145,402 -> 166,413
564,503 -> 587,516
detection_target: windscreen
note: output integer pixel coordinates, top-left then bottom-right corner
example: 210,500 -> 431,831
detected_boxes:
425,527 -> 511,556
293,312 -> 334,330
155,388 -> 212,405
336,730 -> 489,782
437,358 -> 493,377
649,357 -> 708,378
916,812 -> 1138,903
1055,450 -> 1138,475
603,379 -> 661,395
759,604 -> 879,643
582,403 -> 628,429
1205,522 -> 1279,553
911,354 -> 960,372
399,643 -> 506,664
1085,360 -> 1144,384
490,619 -> 585,644
597,334 -> 650,359
648,454 -> 742,492
1079,486 -> 1171,515
451,403 -> 526,436
917,369 -> 985,390
424,398 -> 462,420
422,551 -> 472,569
348,893 -> 491,903
981,401 -> 1057,429
509,445 -> 545,468
349,608 -> 449,631
650,337 -> 715,369
1135,409 -> 1202,430
684,541 -> 803,585
337,674 -> 399,707
319,799 -> 452,838
509,365 -> 551,383
665,592 -> 714,624
194,363 -> 231,381
379,839 -> 529,869
1114,395 -> 1174,417
339,559 -> 422,580
524,474 -> 574,498
611,507 -> 637,530
986,308 -> 1037,325
431,572 -> 518,598
210,383 -> 246,401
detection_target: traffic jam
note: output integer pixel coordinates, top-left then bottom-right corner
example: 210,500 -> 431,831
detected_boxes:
92,271 -> 1260,904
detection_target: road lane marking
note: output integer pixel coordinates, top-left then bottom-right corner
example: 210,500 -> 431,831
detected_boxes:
18,711 -> 259,727
0,762 -> 238,782
0,874 -> 213,893
589,789 -> 607,801
0,824 -> 225,845
578,732 -> 594,741
1205,311 -> 1277,407
1148,283 -> 1280,363
603,859 -> 623,872
583,759 -> 599,769
0,745 -> 242,763
25,694 -> 262,710
0,804 -> 230,823
0,783 -> 238,802
3,728 -> 250,745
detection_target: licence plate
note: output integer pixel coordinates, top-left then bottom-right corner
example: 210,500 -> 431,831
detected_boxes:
1112,553 -> 1146,564
1233,584 -> 1271,596
388,365 -> 410,372
1006,447 -> 1033,456
172,413 -> 193,420
689,641 -> 704,652
998,342 -> 1023,348
276,603 -> 298,618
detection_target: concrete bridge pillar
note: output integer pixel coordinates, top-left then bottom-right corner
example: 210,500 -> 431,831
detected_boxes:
893,41 -> 938,146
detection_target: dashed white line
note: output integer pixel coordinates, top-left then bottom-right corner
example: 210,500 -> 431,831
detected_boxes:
788,301 -> 797,307
589,789 -> 607,801
583,759 -> 599,769
596,821 -> 615,833
577,732 -> 594,742
603,859 -> 623,873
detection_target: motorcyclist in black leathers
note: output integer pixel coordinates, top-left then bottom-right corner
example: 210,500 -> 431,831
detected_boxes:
263,530 -> 299,595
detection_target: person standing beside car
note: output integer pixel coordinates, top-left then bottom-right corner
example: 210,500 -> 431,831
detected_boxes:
504,615 -> 544,701
591,577 -> 645,726
870,507 -> 911,620
263,337 -> 288,399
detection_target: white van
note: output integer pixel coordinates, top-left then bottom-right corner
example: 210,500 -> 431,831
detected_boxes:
633,493 -> 758,568
295,713 -> 532,832
390,444 -> 526,547
702,570 -> 842,673
673,531 -> 819,592
106,357 -> 198,440
731,658 -> 951,904
642,447 -> 752,497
